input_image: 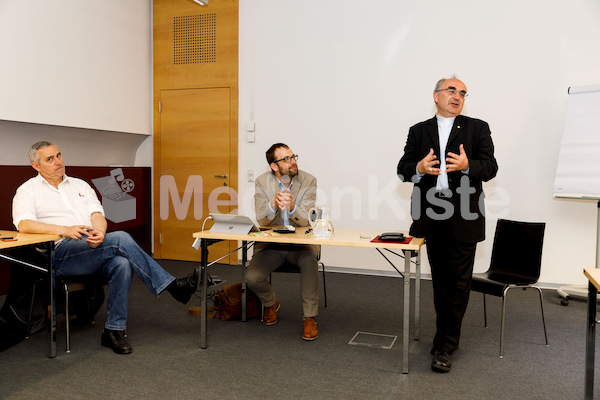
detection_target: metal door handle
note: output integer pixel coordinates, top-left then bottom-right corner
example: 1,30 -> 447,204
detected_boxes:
214,174 -> 228,178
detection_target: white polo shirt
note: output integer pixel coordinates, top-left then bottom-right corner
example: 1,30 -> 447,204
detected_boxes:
13,174 -> 105,230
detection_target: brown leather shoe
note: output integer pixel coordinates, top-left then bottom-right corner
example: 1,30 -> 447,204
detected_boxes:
263,299 -> 280,325
302,317 -> 318,341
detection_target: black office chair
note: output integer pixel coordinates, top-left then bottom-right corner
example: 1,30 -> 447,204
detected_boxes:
28,273 -> 107,353
58,274 -> 107,353
470,219 -> 548,358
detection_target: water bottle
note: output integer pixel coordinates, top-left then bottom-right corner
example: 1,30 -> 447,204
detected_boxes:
281,175 -> 291,227
283,205 -> 290,226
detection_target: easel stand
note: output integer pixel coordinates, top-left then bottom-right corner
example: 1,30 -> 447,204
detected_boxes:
558,201 -> 600,306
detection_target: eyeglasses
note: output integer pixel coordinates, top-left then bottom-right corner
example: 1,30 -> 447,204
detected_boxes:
435,87 -> 468,98
274,154 -> 299,163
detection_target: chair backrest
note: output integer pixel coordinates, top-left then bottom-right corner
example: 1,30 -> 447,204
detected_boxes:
488,219 -> 546,284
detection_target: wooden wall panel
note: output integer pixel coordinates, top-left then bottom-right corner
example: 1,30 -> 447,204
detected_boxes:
153,0 -> 238,90
153,0 -> 238,261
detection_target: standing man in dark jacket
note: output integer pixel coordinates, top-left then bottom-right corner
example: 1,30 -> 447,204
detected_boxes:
397,76 -> 498,372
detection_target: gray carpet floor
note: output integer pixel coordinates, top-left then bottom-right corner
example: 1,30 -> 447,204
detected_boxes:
0,259 -> 594,399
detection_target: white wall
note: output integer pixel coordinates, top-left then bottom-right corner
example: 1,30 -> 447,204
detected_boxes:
238,0 -> 600,287
0,120 -> 150,166
3,1 -> 600,286
0,0 -> 152,167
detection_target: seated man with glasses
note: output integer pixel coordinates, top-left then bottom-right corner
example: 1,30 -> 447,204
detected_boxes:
246,143 -> 320,340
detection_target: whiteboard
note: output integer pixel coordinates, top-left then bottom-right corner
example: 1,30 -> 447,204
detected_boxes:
553,85 -> 600,199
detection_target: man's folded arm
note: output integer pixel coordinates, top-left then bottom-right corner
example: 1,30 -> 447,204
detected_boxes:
90,212 -> 107,235
18,219 -> 90,240
18,219 -> 67,236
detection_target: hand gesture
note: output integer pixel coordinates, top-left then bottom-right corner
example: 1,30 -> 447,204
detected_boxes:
275,188 -> 294,211
446,144 -> 469,172
417,148 -> 441,175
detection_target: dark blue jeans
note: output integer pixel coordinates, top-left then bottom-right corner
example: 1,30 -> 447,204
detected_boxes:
53,231 -> 175,331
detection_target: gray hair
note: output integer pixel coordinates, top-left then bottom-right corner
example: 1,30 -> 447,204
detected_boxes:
434,75 -> 459,92
29,141 -> 54,163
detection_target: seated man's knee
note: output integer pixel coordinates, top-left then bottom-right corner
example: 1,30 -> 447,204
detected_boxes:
105,231 -> 139,251
106,231 -> 134,243
104,256 -> 132,280
298,252 -> 318,268
245,267 -> 266,286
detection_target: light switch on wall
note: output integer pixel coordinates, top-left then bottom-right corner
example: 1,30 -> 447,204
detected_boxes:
247,169 -> 255,182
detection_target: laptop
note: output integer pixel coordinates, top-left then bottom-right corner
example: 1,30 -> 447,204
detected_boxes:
209,213 -> 260,234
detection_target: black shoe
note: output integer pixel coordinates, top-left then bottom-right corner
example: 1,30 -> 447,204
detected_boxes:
101,329 -> 132,355
167,271 -> 198,304
431,349 -> 451,373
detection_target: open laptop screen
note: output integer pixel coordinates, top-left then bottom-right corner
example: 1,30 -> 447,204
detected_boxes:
209,213 -> 260,234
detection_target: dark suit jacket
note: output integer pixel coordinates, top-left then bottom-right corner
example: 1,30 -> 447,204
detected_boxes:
397,115 -> 498,243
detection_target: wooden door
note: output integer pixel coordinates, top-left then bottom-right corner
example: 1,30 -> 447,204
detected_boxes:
157,87 -> 233,262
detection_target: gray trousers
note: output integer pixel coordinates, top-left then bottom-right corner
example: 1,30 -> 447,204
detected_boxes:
246,243 -> 319,319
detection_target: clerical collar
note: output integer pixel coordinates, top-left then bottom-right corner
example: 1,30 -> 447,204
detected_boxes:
436,115 -> 456,126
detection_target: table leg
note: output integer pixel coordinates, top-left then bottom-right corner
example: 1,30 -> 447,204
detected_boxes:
241,241 -> 247,322
48,241 -> 56,358
200,239 -> 208,349
585,280 -> 597,399
414,250 -> 421,341
402,249 -> 411,374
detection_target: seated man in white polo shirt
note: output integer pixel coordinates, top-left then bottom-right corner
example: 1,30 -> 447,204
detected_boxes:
12,141 -> 197,355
